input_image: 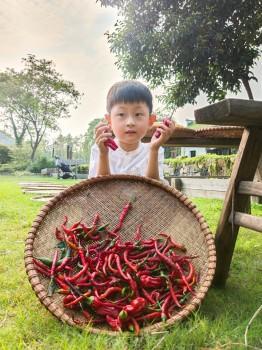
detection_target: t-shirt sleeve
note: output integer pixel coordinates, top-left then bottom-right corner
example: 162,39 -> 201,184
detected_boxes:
88,144 -> 99,179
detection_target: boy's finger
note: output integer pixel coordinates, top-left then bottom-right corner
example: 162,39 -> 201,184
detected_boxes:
95,122 -> 109,131
95,125 -> 111,136
96,133 -> 112,142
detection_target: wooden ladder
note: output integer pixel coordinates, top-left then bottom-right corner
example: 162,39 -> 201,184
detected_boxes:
195,99 -> 262,287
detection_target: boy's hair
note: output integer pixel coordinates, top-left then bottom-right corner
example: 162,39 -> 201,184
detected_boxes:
106,80 -> 153,113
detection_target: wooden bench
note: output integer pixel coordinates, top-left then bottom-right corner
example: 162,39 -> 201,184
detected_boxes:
195,98 -> 262,287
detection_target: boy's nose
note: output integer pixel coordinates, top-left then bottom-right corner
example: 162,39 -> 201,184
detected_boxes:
126,115 -> 135,125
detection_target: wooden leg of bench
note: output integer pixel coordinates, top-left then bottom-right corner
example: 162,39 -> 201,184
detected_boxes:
213,127 -> 262,287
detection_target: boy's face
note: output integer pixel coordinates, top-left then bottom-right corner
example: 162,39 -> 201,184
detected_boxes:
105,102 -> 156,146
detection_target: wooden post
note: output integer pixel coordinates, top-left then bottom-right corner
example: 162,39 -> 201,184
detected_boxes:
213,127 -> 262,287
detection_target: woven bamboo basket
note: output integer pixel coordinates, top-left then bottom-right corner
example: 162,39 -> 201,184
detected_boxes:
24,175 -> 216,335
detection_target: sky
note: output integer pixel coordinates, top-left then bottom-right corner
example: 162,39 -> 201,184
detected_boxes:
0,0 -> 261,137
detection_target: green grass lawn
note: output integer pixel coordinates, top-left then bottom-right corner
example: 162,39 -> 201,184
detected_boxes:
0,175 -> 261,350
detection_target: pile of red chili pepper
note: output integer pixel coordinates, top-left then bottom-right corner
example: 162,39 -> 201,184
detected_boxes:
33,201 -> 198,334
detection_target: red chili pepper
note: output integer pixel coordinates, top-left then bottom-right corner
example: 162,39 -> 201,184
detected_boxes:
99,287 -> 122,300
47,249 -> 59,296
106,315 -> 122,331
113,202 -> 132,233
92,213 -> 100,226
161,294 -> 171,321
141,288 -> 156,304
66,263 -> 89,282
134,224 -> 142,241
86,296 -> 123,310
55,248 -> 72,272
154,240 -> 176,269
158,233 -> 186,252
136,311 -> 161,321
61,224 -> 74,236
80,223 -> 93,234
126,272 -> 139,297
69,220 -> 82,231
115,254 -> 128,280
130,317 -> 140,335
155,117 -> 171,138
119,297 -> 147,319
123,250 -> 137,272
33,258 -> 51,272
55,228 -> 64,241
175,262 -> 193,292
168,278 -> 182,308
64,290 -> 92,308
63,216 -> 68,225
140,275 -> 164,288
104,138 -> 118,151
108,253 -> 118,274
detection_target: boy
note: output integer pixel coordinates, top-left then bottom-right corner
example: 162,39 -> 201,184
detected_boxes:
88,80 -> 175,182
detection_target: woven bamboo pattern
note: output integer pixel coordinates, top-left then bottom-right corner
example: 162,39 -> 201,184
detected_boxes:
24,175 -> 216,335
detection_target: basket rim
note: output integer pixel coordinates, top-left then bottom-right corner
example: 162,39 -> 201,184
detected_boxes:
24,174 -> 216,335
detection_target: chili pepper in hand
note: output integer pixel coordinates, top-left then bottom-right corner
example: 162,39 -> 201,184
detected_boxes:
155,117 -> 171,138
104,138 -> 118,151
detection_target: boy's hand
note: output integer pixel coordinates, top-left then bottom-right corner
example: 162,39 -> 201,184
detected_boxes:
150,120 -> 176,150
94,121 -> 113,155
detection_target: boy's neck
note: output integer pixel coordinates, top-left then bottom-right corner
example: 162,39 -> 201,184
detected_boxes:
117,140 -> 140,152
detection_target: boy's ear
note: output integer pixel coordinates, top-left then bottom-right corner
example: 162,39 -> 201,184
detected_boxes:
149,114 -> 157,126
104,114 -> 111,124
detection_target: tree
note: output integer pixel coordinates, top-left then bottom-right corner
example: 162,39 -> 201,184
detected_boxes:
0,55 -> 82,160
0,70 -> 29,146
83,118 -> 102,162
98,0 -> 262,109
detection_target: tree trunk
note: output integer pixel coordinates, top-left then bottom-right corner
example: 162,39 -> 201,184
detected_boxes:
30,144 -> 38,161
10,115 -> 27,146
241,78 -> 254,100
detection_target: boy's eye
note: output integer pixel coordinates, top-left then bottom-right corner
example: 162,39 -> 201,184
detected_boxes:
136,113 -> 143,117
118,113 -> 125,117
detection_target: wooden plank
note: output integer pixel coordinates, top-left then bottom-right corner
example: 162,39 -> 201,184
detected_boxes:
195,99 -> 262,127
238,181 -> 262,197
181,178 -> 229,191
213,126 -> 262,287
23,189 -> 63,194
229,212 -> 262,233
143,136 -> 240,147
21,186 -> 67,191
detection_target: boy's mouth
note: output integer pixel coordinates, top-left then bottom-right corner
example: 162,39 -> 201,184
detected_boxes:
125,130 -> 136,134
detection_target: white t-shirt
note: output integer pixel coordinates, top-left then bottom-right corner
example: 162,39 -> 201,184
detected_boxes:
88,139 -> 165,181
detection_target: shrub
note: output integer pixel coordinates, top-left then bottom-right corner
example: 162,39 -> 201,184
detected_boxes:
0,145 -> 13,164
164,154 -> 236,177
29,157 -> 55,173
77,164 -> 89,174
